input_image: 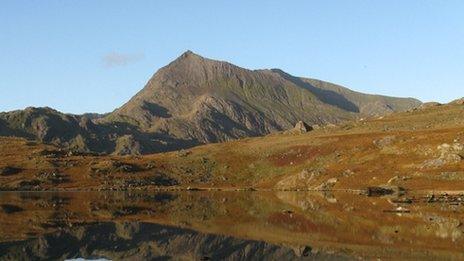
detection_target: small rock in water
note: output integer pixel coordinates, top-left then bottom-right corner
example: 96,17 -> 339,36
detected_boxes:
366,186 -> 394,197
366,185 -> 404,197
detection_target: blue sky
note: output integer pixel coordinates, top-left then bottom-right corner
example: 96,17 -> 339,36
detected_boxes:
1,1 -> 463,113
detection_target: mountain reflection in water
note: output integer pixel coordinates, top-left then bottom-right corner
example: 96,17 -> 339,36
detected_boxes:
0,191 -> 463,260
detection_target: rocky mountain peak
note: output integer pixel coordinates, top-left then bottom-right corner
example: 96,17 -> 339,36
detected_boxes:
175,50 -> 204,61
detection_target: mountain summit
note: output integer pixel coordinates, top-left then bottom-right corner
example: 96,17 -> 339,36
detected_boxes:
0,51 -> 421,154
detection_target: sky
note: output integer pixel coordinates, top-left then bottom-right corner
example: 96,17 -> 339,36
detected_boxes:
1,1 -> 463,114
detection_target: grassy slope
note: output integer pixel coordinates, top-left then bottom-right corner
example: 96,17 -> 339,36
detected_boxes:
0,103 -> 463,191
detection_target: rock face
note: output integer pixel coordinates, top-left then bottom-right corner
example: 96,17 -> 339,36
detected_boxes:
0,51 -> 421,154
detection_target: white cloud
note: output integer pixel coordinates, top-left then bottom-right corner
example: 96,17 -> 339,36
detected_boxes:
102,52 -> 144,67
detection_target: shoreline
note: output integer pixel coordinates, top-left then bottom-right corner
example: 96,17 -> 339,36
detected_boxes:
2,187 -> 464,195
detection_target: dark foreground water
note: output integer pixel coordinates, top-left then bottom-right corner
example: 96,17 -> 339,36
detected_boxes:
0,191 -> 463,260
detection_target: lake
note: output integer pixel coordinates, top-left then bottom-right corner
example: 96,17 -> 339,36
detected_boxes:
0,190 -> 463,260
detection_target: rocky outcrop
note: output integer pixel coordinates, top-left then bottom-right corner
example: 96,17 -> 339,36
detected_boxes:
292,121 -> 313,134
275,169 -> 325,190
373,135 -> 396,148
113,135 -> 142,156
421,143 -> 463,169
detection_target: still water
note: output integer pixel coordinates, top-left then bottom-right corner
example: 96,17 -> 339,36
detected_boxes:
0,191 -> 463,260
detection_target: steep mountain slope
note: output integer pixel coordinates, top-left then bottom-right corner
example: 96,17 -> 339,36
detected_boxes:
277,71 -> 419,116
106,51 -> 420,144
0,51 -> 420,154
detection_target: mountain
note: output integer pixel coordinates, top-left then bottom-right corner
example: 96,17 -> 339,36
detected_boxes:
0,107 -> 194,155
0,51 -> 421,154
104,51 -> 420,143
0,107 -> 113,153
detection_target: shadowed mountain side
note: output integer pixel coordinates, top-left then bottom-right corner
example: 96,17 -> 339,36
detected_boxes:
0,118 -> 20,138
142,102 -> 172,118
0,222 -> 348,260
301,78 -> 420,116
271,69 -> 360,113
271,69 -> 421,115
0,107 -> 201,155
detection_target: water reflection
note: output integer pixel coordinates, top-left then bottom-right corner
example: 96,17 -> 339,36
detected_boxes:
0,191 -> 463,260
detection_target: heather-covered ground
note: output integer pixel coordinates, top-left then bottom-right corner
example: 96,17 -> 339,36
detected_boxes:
1,102 -> 463,192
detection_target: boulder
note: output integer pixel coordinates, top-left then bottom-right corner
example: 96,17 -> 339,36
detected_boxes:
177,149 -> 191,157
292,121 -> 313,134
373,135 -> 396,148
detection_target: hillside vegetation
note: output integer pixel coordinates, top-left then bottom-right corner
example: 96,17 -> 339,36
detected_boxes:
1,101 -> 463,192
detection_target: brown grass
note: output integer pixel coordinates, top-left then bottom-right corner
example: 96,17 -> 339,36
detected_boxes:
0,104 -> 463,191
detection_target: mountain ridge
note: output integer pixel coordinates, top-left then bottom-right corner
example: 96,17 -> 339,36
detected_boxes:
106,50 -> 420,141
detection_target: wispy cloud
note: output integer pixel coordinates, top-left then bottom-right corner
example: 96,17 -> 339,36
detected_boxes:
102,52 -> 144,67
